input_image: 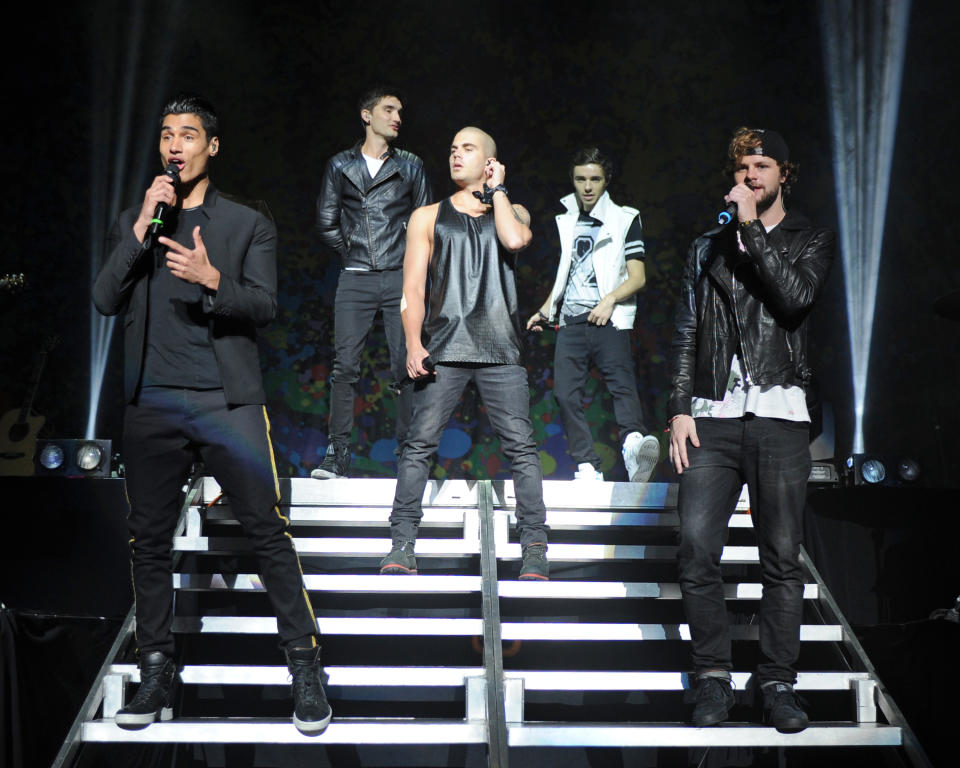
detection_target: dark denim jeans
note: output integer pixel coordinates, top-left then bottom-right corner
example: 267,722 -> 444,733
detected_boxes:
329,268 -> 411,448
390,363 -> 548,548
553,322 -> 647,468
676,415 -> 810,685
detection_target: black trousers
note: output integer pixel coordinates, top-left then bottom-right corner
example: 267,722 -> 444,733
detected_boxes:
553,322 -> 647,468
677,416 -> 810,685
329,268 -> 411,450
123,387 -> 318,656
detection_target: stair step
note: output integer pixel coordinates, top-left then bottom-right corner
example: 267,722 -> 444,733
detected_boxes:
508,670 -> 872,691
500,543 -> 759,563
109,664 -> 483,686
172,575 -> 817,600
173,573 -> 481,592
172,537 -> 479,556
172,616 -> 484,636
169,617 -> 841,641
506,722 -> 902,748
497,581 -> 818,599
499,623 -> 842,642
200,507 -> 754,530
171,538 -> 758,563
202,477 -> 477,507
105,665 -> 870,691
202,507 -> 469,526
82,718 -> 487,744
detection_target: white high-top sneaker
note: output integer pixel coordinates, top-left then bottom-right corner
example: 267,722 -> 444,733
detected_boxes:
573,462 -> 603,481
622,431 -> 661,482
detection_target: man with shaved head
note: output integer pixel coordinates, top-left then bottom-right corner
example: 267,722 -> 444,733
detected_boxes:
380,126 -> 550,580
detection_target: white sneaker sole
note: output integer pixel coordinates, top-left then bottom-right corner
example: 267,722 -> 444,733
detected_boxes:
628,436 -> 661,483
294,709 -> 332,734
115,706 -> 173,727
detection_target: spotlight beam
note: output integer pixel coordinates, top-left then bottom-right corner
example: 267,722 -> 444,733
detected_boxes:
820,0 -> 911,453
86,1 -> 182,439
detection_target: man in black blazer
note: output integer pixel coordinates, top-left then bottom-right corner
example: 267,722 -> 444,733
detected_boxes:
93,93 -> 330,734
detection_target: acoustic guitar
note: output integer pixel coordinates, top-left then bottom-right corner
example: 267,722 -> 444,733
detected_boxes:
0,334 -> 57,476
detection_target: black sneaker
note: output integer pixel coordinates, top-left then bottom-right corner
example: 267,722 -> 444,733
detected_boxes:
286,645 -> 332,734
761,681 -> 809,733
519,543 -> 549,581
115,651 -> 177,728
691,674 -> 735,726
311,442 -> 350,479
380,540 -> 417,574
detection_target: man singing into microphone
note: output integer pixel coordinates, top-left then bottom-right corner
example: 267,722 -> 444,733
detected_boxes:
93,93 -> 330,733
667,127 -> 833,732
379,127 -> 550,580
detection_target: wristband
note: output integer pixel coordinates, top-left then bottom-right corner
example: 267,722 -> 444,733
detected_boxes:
472,184 -> 508,205
738,219 -> 756,229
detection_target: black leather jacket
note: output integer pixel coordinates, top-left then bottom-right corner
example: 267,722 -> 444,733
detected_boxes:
668,209 -> 834,418
315,144 -> 432,270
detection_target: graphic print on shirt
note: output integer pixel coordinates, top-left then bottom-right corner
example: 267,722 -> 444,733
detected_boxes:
561,216 -> 602,325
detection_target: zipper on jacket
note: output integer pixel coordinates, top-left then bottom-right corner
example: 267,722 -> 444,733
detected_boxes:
362,166 -> 400,271
731,269 -> 754,387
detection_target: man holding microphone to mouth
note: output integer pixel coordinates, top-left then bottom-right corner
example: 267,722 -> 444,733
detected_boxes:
666,127 -> 833,732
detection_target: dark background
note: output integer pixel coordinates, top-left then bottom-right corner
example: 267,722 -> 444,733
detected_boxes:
2,0 -> 958,485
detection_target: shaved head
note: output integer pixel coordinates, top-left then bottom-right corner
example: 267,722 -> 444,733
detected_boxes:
458,126 -> 496,158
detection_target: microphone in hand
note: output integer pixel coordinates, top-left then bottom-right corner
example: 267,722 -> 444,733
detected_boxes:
717,200 -> 738,226
147,162 -> 182,238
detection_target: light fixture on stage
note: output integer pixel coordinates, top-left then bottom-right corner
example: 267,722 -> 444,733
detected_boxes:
844,453 -> 920,487
35,439 -> 112,478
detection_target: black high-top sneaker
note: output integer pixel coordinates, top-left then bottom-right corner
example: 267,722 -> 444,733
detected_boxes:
286,645 -> 332,734
115,651 -> 177,728
311,442 -> 351,479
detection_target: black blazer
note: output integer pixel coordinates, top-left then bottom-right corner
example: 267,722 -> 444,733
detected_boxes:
93,184 -> 277,405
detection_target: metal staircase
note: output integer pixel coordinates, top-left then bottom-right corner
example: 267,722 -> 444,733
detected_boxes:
52,476 -> 932,767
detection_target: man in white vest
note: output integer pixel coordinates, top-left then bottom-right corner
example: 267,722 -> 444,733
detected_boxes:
527,147 -> 660,482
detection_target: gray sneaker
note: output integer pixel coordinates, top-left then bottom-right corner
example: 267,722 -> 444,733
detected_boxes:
380,540 -> 417,574
519,543 -> 549,580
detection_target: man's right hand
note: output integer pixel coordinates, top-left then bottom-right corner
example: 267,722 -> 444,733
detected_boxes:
406,344 -> 434,380
668,414 -> 700,474
526,311 -> 547,332
134,174 -> 179,242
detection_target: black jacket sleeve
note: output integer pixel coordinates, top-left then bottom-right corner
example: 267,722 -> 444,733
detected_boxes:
315,158 -> 346,256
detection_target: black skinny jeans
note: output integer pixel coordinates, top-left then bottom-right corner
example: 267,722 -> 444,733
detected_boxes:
676,415 -> 810,685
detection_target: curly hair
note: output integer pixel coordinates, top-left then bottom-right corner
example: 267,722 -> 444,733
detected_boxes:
569,147 -> 614,184
724,126 -> 798,195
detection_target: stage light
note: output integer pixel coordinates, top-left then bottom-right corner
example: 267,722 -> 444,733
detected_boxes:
76,441 -> 106,472
36,439 -> 112,478
897,457 -> 920,483
39,443 -> 66,471
820,0 -> 911,453
860,459 -> 886,484
845,453 -> 919,487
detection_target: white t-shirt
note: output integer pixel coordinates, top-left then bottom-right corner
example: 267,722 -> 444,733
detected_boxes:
363,153 -> 386,179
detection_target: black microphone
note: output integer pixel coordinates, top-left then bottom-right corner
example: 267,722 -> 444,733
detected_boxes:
717,201 -> 738,226
147,162 -> 181,238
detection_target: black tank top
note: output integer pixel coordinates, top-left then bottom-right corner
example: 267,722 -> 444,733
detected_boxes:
423,197 -> 523,365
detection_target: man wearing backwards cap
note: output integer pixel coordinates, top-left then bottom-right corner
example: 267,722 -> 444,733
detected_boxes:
667,127 -> 834,732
